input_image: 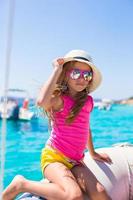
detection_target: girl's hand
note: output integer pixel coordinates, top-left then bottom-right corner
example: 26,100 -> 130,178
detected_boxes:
91,151 -> 112,164
52,58 -> 65,71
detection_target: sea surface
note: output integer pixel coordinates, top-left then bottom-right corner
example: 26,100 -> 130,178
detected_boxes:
0,104 -> 133,188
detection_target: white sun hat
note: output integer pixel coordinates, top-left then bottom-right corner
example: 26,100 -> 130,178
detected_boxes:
63,49 -> 102,93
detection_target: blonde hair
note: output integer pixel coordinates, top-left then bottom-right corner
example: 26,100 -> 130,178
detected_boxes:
49,61 -> 91,123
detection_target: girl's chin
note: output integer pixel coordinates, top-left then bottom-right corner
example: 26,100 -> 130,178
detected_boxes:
75,88 -> 86,92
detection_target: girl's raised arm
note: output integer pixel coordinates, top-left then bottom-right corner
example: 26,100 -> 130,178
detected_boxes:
36,59 -> 64,111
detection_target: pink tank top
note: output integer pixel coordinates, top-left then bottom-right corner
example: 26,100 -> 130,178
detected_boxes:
47,95 -> 93,161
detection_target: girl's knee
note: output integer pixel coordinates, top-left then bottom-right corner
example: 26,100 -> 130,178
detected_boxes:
64,186 -> 83,200
67,192 -> 83,200
96,183 -> 111,199
96,182 -> 106,193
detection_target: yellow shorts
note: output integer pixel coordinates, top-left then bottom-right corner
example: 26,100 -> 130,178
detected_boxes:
41,146 -> 78,174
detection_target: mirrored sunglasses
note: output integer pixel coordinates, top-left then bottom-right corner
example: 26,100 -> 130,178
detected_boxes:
67,69 -> 93,81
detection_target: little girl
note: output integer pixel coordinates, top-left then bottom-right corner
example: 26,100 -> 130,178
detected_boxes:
2,50 -> 112,200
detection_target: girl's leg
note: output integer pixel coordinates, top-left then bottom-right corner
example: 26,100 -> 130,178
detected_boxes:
2,162 -> 83,200
71,163 -> 112,200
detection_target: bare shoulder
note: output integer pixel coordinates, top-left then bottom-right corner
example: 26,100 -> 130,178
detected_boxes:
51,95 -> 64,111
41,95 -> 63,112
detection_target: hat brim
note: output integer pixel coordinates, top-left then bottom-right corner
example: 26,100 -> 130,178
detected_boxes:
63,57 -> 102,93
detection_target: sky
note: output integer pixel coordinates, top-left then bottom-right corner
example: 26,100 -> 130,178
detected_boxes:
0,0 -> 133,100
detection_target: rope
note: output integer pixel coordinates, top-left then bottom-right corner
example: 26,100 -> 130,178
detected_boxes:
0,0 -> 16,198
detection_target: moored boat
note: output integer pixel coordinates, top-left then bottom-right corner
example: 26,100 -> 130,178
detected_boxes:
0,89 -> 35,121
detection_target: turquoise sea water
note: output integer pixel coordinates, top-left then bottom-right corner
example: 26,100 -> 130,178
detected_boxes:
0,104 -> 133,188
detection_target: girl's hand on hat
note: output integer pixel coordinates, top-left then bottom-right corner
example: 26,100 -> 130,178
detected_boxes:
52,58 -> 64,72
91,151 -> 112,164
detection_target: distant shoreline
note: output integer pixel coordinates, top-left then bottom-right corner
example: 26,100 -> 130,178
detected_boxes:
94,97 -> 133,106
115,97 -> 133,105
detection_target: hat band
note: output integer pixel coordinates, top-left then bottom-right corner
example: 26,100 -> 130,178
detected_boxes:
73,56 -> 90,62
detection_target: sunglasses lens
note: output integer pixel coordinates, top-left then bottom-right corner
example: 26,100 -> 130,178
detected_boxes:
70,70 -> 80,80
83,71 -> 93,81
